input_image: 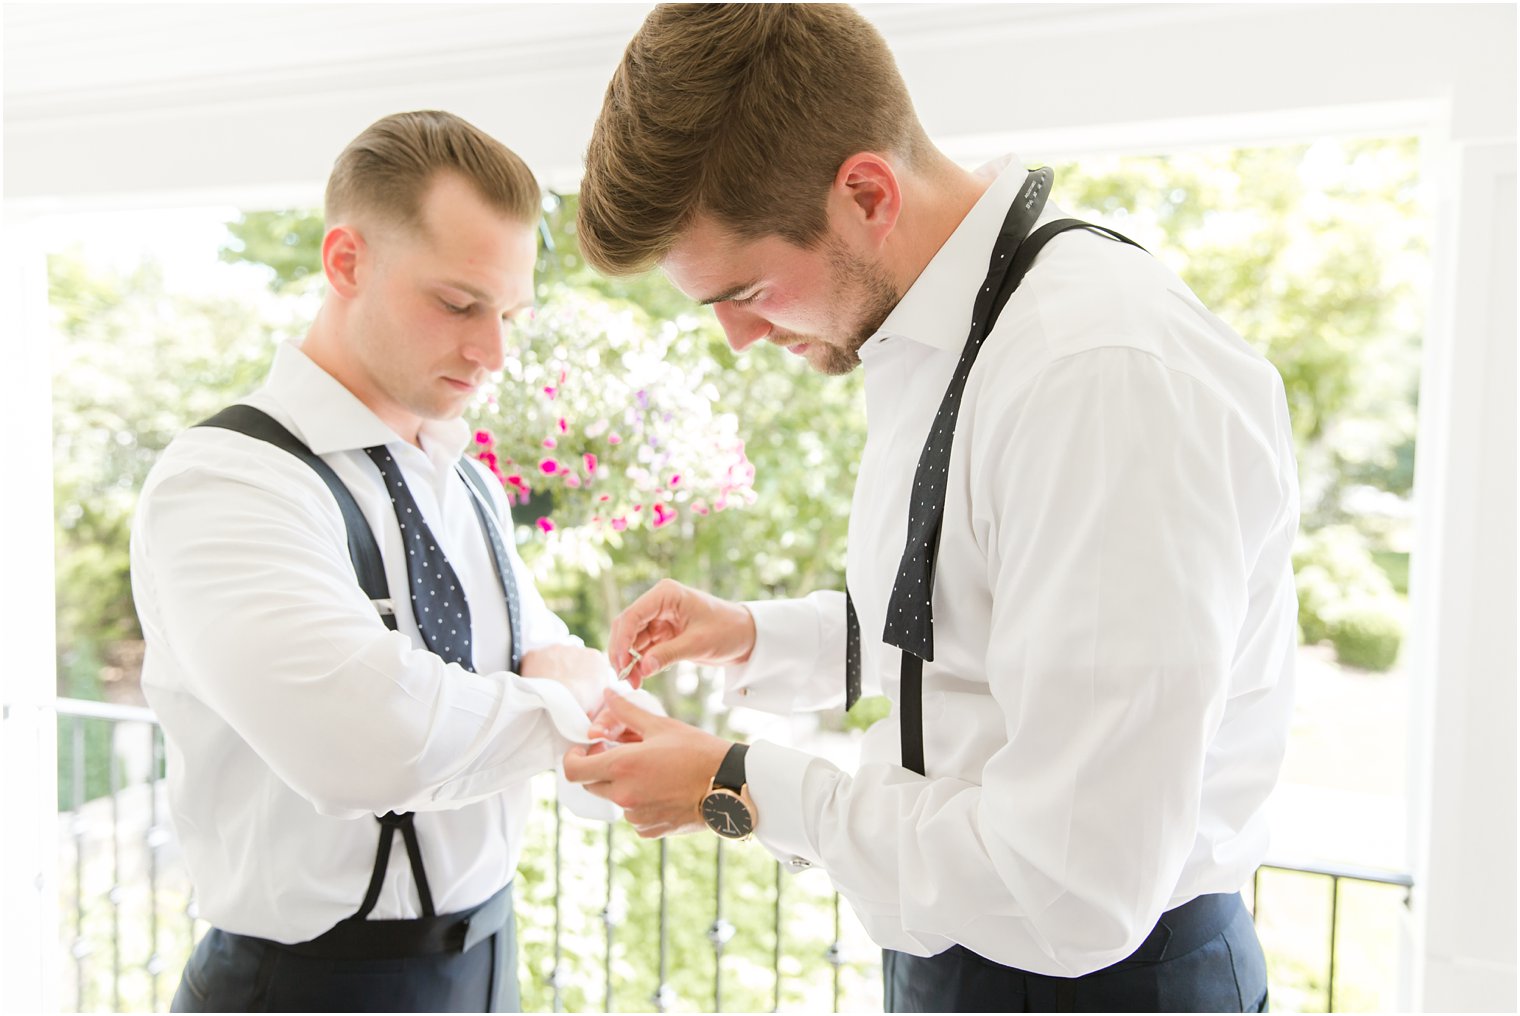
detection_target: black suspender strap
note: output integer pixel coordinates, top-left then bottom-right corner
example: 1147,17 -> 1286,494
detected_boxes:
456,461 -> 526,674
191,405 -> 514,926
196,405 -> 397,632
351,811 -> 437,920
843,172 -> 1148,776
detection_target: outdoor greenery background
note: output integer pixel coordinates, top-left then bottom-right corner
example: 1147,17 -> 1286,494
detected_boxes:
51,136 -> 1426,1011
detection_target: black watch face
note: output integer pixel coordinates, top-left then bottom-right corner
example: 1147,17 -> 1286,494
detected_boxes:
701,791 -> 753,839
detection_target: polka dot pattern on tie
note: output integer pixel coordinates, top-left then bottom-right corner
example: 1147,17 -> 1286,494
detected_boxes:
364,446 -> 475,671
878,166 -> 1059,666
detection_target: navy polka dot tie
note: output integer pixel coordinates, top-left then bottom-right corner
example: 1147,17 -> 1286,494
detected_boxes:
365,446 -> 475,671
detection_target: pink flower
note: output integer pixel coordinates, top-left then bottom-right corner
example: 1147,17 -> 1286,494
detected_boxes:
558,418 -> 569,434
474,430 -> 492,445
608,433 -> 622,445
611,517 -> 628,532
652,503 -> 677,528
564,474 -> 582,488
481,452 -> 497,468
598,494 -> 610,502
539,458 -> 560,475
543,438 -> 557,449
583,453 -> 598,475
692,501 -> 710,516
536,517 -> 555,533
669,474 -> 682,487
505,473 -> 528,492
543,385 -> 557,400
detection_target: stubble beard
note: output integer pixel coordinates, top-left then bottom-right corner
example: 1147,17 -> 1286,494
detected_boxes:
784,242 -> 900,377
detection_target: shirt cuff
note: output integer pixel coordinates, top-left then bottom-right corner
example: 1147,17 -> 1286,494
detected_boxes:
747,739 -> 824,871
519,676 -> 668,746
516,676 -> 600,744
723,598 -> 822,709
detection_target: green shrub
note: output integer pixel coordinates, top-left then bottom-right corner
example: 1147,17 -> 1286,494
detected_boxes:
842,695 -> 891,734
1293,526 -> 1404,671
1327,600 -> 1404,671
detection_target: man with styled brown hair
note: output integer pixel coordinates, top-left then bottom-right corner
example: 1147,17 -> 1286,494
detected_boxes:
566,5 -> 1295,1012
133,110 -> 621,1012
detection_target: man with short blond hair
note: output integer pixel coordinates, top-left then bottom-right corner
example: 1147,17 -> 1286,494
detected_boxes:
134,110 -> 613,1012
566,6 -> 1294,1011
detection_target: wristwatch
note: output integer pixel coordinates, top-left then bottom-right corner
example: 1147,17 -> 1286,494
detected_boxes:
701,743 -> 756,840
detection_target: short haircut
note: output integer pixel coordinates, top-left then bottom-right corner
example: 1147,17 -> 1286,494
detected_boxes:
325,110 -> 540,233
577,4 -> 932,276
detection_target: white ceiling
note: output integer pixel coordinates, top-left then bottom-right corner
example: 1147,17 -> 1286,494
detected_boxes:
3,3 -> 1157,110
2,4 -> 1513,211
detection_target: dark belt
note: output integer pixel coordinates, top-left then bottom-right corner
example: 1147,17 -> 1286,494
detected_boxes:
240,883 -> 511,962
1038,892 -> 1246,1012
1116,891 -> 1239,965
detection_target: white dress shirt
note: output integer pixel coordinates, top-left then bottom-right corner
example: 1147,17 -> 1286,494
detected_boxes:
131,341 -> 603,943
727,155 -> 1299,977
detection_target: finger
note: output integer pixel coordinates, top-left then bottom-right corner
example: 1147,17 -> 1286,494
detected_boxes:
635,629 -> 709,682
608,582 -> 683,672
576,779 -> 619,802
586,718 -> 631,741
598,688 -> 662,736
562,743 -> 618,784
630,817 -> 671,839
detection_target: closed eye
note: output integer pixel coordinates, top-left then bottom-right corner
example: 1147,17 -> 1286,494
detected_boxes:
441,299 -> 472,315
728,291 -> 761,308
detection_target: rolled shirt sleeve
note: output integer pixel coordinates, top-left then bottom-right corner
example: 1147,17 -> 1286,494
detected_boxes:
133,454 -> 603,820
742,348 -> 1280,976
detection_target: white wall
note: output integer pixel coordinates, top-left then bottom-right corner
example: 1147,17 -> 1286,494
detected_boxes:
4,4 -> 1514,1011
0,218 -> 62,1015
1408,136 -> 1517,1013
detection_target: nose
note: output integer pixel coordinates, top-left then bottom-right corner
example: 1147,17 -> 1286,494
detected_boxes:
712,302 -> 771,353
461,317 -> 508,374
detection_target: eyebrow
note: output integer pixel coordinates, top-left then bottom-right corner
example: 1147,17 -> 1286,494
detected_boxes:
697,280 -> 761,307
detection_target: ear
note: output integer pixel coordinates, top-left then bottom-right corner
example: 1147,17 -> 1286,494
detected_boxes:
829,153 -> 902,250
321,224 -> 364,298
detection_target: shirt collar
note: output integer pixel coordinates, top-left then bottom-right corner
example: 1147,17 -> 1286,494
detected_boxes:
258,339 -> 473,461
864,154 -> 1040,356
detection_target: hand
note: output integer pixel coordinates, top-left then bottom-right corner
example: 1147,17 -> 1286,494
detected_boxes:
563,690 -> 731,838
608,578 -> 757,688
519,644 -> 612,716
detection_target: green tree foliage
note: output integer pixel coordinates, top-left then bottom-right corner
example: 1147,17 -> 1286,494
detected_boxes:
1053,139 -> 1427,532
1294,526 -> 1404,671
220,210 -> 326,293
50,252 -> 285,698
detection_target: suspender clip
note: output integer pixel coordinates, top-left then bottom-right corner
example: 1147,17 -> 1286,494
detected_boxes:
371,598 -> 396,617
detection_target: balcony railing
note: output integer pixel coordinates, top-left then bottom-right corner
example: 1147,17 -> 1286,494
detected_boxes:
52,697 -> 1416,1012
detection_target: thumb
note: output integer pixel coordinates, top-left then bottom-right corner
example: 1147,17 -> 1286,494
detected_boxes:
637,632 -> 703,682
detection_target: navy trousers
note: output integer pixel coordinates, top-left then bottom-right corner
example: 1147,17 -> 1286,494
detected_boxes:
170,889 -> 519,1013
883,893 -> 1268,1013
